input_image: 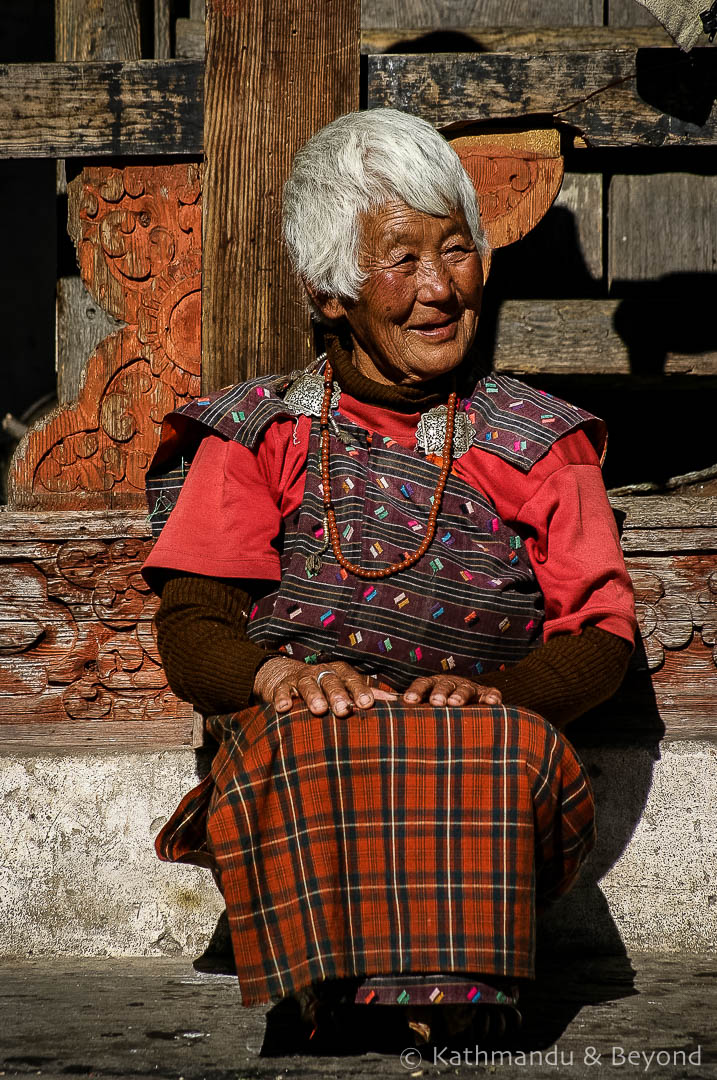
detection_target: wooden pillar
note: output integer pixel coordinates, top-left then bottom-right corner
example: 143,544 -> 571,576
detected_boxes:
202,0 -> 361,391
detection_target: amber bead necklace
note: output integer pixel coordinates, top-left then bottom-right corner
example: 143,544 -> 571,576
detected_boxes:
318,359 -> 457,581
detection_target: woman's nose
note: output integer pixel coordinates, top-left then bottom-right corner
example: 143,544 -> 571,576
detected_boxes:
416,256 -> 454,302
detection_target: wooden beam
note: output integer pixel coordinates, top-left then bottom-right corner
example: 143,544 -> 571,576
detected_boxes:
4,499 -> 714,542
367,50 -> 717,147
201,0 -> 361,392
0,61 -> 203,158
0,720 -> 194,752
490,300 -> 717,377
0,502 -> 715,745
361,26 -> 674,53
361,0 -> 603,28
614,496 -> 717,551
0,509 -> 153,540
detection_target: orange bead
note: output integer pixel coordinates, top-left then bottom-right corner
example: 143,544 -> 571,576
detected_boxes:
317,363 -> 456,580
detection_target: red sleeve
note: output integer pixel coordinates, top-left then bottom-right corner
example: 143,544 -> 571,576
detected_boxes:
459,430 -> 637,646
142,417 -> 310,582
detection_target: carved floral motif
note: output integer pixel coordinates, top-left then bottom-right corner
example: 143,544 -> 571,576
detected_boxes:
630,564 -> 717,672
8,164 -> 202,510
631,568 -> 694,670
0,533 -> 189,725
698,570 -> 717,664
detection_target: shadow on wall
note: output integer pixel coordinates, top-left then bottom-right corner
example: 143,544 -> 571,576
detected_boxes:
477,203 -> 717,490
612,272 -> 717,377
519,640 -> 662,1047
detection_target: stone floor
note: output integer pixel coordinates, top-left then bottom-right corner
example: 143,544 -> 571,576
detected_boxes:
0,952 -> 715,1080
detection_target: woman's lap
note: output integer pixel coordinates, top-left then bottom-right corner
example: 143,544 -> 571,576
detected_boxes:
156,700 -> 595,1006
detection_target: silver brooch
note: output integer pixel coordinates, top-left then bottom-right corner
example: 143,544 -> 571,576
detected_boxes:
415,406 -> 475,459
283,373 -> 341,417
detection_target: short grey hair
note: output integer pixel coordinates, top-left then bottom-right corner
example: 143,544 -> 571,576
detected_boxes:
282,108 -> 487,309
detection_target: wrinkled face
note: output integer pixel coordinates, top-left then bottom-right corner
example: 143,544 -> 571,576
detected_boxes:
319,201 -> 486,385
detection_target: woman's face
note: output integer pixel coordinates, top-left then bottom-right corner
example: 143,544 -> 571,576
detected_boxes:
320,201 -> 486,385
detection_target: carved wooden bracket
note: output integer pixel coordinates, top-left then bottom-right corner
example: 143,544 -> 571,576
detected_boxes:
449,129 -> 565,250
8,164 -> 202,510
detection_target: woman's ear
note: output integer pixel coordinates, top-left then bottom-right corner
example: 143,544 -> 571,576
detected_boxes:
303,280 -> 347,322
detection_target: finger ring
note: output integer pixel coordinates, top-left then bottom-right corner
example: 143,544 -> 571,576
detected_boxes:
315,669 -> 332,689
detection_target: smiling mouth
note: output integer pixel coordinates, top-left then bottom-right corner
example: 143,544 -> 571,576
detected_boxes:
408,315 -> 460,338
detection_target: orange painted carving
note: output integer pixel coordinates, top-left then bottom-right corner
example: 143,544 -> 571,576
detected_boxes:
450,130 -> 564,250
8,164 -> 202,509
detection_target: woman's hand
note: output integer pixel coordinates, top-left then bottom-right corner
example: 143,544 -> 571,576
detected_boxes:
403,675 -> 502,708
253,657 -> 397,717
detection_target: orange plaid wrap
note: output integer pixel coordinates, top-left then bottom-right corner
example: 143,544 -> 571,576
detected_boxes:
157,701 -> 595,1006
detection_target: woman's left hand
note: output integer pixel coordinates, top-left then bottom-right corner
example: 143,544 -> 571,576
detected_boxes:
403,675 -> 502,708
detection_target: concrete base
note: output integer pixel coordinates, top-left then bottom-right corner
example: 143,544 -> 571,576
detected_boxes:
0,750 -> 223,958
1,739 -> 716,958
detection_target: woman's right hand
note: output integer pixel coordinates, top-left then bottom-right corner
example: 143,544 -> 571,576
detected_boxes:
253,657 -> 397,717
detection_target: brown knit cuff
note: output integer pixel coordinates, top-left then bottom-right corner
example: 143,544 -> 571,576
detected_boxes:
155,573 -> 282,716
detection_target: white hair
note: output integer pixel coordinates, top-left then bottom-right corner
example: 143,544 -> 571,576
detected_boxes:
282,108 -> 487,310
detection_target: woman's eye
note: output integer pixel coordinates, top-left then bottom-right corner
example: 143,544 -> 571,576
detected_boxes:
392,253 -> 415,266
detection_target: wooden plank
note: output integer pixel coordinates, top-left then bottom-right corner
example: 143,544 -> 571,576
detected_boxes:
154,0 -> 172,59
615,495 -> 717,553
609,174 -> 717,287
553,174 -> 602,281
0,720 -> 194,751
201,0 -> 360,392
360,0 -> 603,29
621,528 -> 717,552
367,51 -> 717,147
56,277 -> 123,407
361,26 -> 674,52
614,496 -> 717,533
176,17 -> 205,58
491,299 -> 717,377
55,0 -> 142,61
0,510 -> 151,541
609,0 -> 661,26
0,61 -> 203,158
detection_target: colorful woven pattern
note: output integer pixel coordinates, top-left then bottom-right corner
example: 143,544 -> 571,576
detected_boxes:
156,701 -> 595,1006
245,416 -> 546,689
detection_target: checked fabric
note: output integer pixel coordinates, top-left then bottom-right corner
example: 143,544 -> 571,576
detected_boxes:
156,700 -> 595,1006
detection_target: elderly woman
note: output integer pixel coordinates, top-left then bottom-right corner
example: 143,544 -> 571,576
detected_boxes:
143,109 -> 635,1049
